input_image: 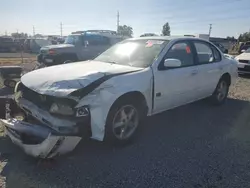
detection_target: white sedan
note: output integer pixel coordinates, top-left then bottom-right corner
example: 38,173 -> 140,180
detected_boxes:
235,48 -> 250,74
0,36 -> 238,158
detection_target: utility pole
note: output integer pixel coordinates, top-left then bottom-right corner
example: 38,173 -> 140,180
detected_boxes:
60,22 -> 63,37
33,26 -> 35,37
208,24 -> 212,37
117,11 -> 120,33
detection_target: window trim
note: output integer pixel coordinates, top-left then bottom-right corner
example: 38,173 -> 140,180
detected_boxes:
83,35 -> 110,46
192,40 -> 222,65
158,40 -> 196,71
210,43 -> 222,62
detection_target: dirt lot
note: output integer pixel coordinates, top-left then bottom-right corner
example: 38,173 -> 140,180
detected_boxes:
1,76 -> 250,188
0,52 -> 36,68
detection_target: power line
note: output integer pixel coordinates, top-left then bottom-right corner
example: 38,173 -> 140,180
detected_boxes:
209,24 -> 212,36
117,11 -> 120,32
33,26 -> 35,36
60,22 -> 63,37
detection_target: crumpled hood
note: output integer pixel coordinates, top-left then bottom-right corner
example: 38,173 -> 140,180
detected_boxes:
21,61 -> 143,97
235,53 -> 250,61
41,44 -> 74,50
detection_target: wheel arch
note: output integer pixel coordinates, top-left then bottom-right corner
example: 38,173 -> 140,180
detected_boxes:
108,91 -> 149,118
221,72 -> 231,85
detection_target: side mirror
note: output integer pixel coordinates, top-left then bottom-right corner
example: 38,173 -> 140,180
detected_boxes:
164,58 -> 182,68
241,49 -> 246,53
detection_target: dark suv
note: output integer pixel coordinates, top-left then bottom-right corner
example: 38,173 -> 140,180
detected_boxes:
37,30 -> 126,66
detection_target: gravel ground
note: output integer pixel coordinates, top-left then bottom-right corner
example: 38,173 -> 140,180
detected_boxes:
1,76 -> 250,188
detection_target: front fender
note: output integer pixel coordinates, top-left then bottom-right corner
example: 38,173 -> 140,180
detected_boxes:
75,69 -> 152,141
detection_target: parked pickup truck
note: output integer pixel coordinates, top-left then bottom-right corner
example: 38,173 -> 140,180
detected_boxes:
37,30 -> 125,66
0,36 -> 238,158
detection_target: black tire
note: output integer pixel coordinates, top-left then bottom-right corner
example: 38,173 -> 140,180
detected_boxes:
104,98 -> 145,145
210,78 -> 229,105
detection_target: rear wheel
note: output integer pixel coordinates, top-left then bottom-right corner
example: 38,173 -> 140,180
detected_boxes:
210,78 -> 229,105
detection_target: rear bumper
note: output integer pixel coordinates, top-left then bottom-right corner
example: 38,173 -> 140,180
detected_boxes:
1,98 -> 90,158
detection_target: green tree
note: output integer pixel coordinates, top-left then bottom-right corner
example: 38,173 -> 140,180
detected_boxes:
238,32 -> 250,42
34,34 -> 43,38
162,22 -> 170,36
117,25 -> 133,37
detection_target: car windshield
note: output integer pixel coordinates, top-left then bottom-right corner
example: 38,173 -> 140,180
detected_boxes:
64,35 -> 81,45
95,39 -> 168,68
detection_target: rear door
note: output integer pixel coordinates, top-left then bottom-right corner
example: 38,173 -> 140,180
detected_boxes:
192,40 -> 223,98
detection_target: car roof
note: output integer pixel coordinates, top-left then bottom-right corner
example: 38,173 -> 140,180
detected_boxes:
128,36 -> 210,42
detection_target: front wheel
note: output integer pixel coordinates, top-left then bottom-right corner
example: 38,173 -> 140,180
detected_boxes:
210,79 -> 229,105
105,100 -> 142,144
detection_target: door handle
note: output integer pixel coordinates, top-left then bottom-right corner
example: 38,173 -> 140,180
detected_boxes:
191,70 -> 198,76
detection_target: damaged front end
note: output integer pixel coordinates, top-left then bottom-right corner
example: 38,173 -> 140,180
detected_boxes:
0,82 -> 91,158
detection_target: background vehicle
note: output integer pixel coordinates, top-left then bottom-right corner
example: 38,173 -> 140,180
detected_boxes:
238,41 -> 250,54
213,42 -> 229,54
23,38 -> 52,53
235,47 -> 250,74
0,36 -> 237,158
37,30 -> 126,66
0,37 -> 19,52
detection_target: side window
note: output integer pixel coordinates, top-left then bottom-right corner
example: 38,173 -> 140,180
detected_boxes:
98,36 -> 110,45
210,45 -> 222,62
164,42 -> 194,67
194,42 -> 214,64
84,35 -> 110,46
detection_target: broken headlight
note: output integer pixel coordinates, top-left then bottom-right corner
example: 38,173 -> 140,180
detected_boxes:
49,103 -> 74,116
76,106 -> 89,117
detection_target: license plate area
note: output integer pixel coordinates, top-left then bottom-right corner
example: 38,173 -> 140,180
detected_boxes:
45,59 -> 53,63
238,64 -> 245,68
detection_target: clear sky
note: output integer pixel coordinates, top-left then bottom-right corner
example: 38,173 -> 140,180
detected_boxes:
1,0 -> 250,38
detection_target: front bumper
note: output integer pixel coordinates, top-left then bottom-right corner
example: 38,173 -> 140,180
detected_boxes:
0,98 -> 90,158
238,63 -> 250,74
37,54 -> 62,66
1,119 -> 81,158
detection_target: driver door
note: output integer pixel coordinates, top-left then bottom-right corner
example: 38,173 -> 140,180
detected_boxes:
153,41 -> 200,113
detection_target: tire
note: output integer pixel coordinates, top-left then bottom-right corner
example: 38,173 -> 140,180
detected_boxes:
104,98 -> 144,145
210,78 -> 229,105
